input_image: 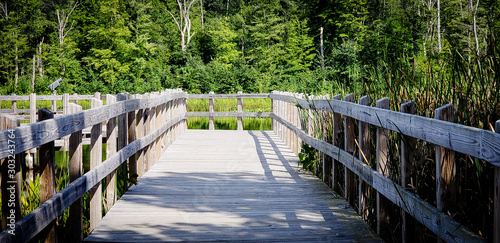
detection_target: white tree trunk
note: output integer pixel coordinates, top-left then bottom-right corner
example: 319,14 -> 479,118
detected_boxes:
167,0 -> 197,52
437,0 -> 442,53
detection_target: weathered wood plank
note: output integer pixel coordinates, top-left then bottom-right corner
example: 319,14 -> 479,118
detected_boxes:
37,110 -> 57,243
68,103 -> 83,243
344,94 -> 356,207
269,94 -> 500,166
105,95 -> 117,212
270,113 -> 485,243
209,91 -> 214,130
332,94 -> 342,192
435,104 -> 455,226
90,99 -> 103,232
0,112 -> 186,243
376,98 -> 390,238
401,100 -> 417,243
358,95 -> 371,220
85,130 -> 381,243
237,91 -> 243,130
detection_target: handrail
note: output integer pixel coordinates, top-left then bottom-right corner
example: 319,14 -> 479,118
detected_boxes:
270,91 -> 499,243
269,93 -> 500,167
0,92 -> 187,159
0,89 -> 188,242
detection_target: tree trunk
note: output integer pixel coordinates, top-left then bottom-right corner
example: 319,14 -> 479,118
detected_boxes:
31,54 -> 35,90
437,0 -> 442,53
14,45 -> 18,88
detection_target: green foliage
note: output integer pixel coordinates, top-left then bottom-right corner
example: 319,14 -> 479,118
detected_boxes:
298,143 -> 316,170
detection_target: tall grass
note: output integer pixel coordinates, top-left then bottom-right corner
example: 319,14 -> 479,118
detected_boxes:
187,98 -> 272,130
299,54 -> 499,242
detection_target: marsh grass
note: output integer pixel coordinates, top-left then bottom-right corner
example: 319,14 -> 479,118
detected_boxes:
187,98 -> 272,130
297,54 -> 499,242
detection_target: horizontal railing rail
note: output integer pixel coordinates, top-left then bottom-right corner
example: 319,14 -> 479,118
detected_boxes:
0,89 -> 188,242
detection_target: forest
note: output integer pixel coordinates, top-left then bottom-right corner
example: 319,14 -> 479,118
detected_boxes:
1,0 -> 498,126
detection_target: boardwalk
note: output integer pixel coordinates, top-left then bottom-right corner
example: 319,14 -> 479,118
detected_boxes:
85,130 -> 381,242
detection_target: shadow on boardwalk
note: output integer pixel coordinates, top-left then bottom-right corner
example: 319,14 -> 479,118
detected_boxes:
85,130 -> 382,242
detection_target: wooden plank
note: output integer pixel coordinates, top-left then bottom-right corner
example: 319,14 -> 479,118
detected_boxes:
209,91 -> 214,130
143,106 -> 151,172
495,120 -> 500,243
0,95 -> 29,101
90,99 -> 103,232
135,99 -> 144,178
376,98 -> 390,238
269,94 -> 500,166
401,100 -> 417,243
0,114 -> 22,234
271,113 -> 485,242
105,95 -> 117,212
0,92 -> 188,159
344,94 -> 356,207
358,95 -> 371,219
117,93 -> 128,195
128,95 -> 137,182
188,93 -> 270,99
0,113 -> 186,243
11,95 -> 17,113
435,104 -> 455,243
37,109 -> 57,243
332,94 -> 342,192
68,103 -> 83,243
237,91 -> 243,130
85,130 -> 381,243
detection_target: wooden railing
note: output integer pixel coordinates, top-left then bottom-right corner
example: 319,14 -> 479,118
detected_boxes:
0,89 -> 187,242
270,91 -> 500,243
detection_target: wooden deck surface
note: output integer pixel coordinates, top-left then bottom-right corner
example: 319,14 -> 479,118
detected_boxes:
85,130 -> 381,242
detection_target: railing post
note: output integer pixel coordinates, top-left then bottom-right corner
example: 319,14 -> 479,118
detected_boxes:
401,100 -> 416,243
135,94 -> 144,178
68,103 -> 83,243
90,98 -> 103,232
155,92 -> 162,161
117,93 -> 129,194
237,91 -> 243,130
1,115 -> 22,234
495,120 -> 500,243
105,94 -> 117,212
11,94 -> 17,114
63,93 -> 70,151
358,95 -> 371,219
376,97 -> 390,238
143,93 -> 151,172
295,93 -> 303,155
28,93 -> 36,161
344,94 -> 356,207
332,94 -> 341,192
37,109 -> 57,242
52,90 -> 57,112
209,91 -> 215,130
435,104 -> 455,243
150,93 -> 157,165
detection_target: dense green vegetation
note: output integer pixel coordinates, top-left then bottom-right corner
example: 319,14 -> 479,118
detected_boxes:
0,0 -> 498,126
